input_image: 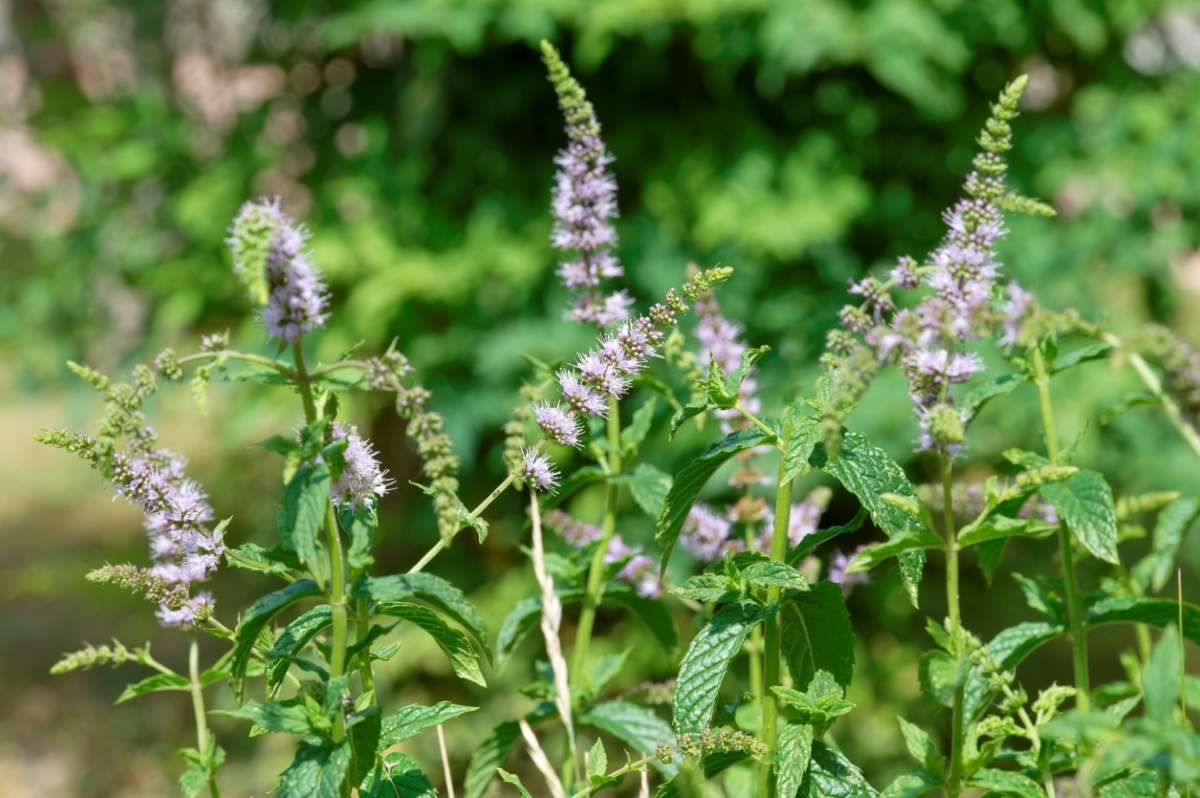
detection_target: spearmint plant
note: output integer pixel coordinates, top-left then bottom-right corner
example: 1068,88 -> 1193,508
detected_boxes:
39,42 -> 1200,798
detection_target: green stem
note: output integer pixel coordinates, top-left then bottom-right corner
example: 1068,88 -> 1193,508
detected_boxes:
407,441 -> 546,574
942,456 -> 965,798
356,597 -> 376,700
745,523 -> 763,713
293,343 -> 318,425
325,499 -> 349,743
757,452 -> 794,798
188,632 -> 219,798
1031,346 -> 1089,711
571,397 -> 623,693
178,350 -> 298,381
736,401 -> 783,447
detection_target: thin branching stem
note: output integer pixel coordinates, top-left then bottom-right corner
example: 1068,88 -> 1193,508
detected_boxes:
188,632 -> 219,798
942,455 -> 965,798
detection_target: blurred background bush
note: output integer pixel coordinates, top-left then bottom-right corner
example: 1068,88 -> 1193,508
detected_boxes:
5,0 -> 1200,795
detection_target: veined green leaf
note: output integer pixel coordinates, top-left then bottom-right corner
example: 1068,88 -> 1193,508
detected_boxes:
781,403 -> 820,486
372,602 -> 485,686
957,515 -> 1056,547
353,573 -> 491,663
788,508 -> 868,566
620,395 -> 658,457
958,373 -> 1027,417
225,542 -> 299,577
1050,341 -> 1111,374
278,739 -> 351,798
673,599 -> 773,735
1040,470 -> 1119,564
266,604 -> 333,699
339,502 -> 377,577
773,671 -> 855,731
880,769 -> 943,798
1142,624 -> 1182,724
1136,496 -> 1200,592
611,462 -> 673,518
656,428 -> 777,569
742,561 -> 810,592
223,696 -> 328,737
897,718 -> 945,775
379,701 -> 477,748
116,672 -> 190,704
671,573 -> 740,603
966,767 -> 1043,798
780,581 -> 856,690
495,589 -> 586,669
776,722 -> 814,798
281,463 -> 332,583
586,739 -> 608,784
1011,573 -> 1065,623
496,769 -> 534,798
362,753 -> 438,798
809,431 -> 927,606
231,579 -> 324,703
1086,595 -> 1200,645
845,527 -> 945,574
465,721 -> 521,798
580,700 -> 678,777
585,649 -> 632,700
800,743 -> 877,798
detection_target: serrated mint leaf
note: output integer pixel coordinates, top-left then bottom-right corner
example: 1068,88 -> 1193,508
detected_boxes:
897,718 -> 945,774
231,579 -> 324,703
362,753 -> 438,798
880,769 -> 943,798
780,582 -> 855,690
580,700 -> 678,777
278,739 -> 351,798
611,463 -> 673,518
1137,496 -> 1200,592
781,403 -> 821,486
956,515 -> 1056,547
339,502 -> 377,576
776,722 -> 814,798
673,599 -> 773,735
809,432 -> 926,606
958,373 -> 1027,417
620,395 -> 658,457
657,427 -> 777,569
281,463 -> 331,583
742,561 -> 809,592
844,527 -> 945,574
799,743 -> 877,798
966,768 -> 1043,798
116,672 -> 189,704
1040,470 -> 1119,564
266,605 -> 332,699
373,602 -> 485,686
353,574 -> 491,663
379,701 -> 477,748
1086,595 -> 1200,646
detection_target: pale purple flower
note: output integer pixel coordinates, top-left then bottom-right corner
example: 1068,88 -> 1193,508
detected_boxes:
533,401 -> 583,447
521,448 -> 560,492
544,509 -> 601,547
330,422 -> 392,511
997,281 -> 1032,352
110,446 -> 224,627
543,509 -> 657,594
549,90 -> 626,327
555,317 -> 667,419
619,554 -> 662,598
681,503 -> 737,562
758,487 -> 832,551
890,256 -> 920,290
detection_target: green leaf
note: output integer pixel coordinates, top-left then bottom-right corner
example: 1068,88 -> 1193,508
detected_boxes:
1040,470 -> 1119,564
725,346 -> 770,400
671,573 -> 740,603
497,768 -> 534,798
773,671 -> 855,730
1086,595 -> 1200,645
1094,770 -> 1160,798
116,672 -> 190,704
1011,574 -> 1065,623
844,527 -> 945,574
779,582 -> 856,690
776,722 -> 814,798
225,542 -> 300,577
800,742 -> 877,798
353,574 -> 492,664
465,721 -> 522,798
579,700 -> 678,777
919,650 -> 964,709
957,516 -> 1056,547
1142,623 -> 1182,724
880,769 -> 943,798
231,580 -> 324,703
975,538 -> 1007,585
494,590 -> 586,670
782,403 -> 821,486
603,581 -> 679,652
809,431 -> 927,606
611,463 -> 673,518
620,395 -> 658,457
788,508 -> 868,566
349,706 -> 382,787
223,697 -> 328,737
281,463 -> 332,582
668,401 -> 710,440
958,373 -> 1027,417
362,753 -> 438,798
339,502 -> 377,576
586,739 -> 608,784
1050,341 -> 1111,374
897,718 -> 945,775
267,605 -> 333,698
673,599 -> 773,735
960,621 -> 1066,721
632,374 -> 684,413
1137,496 -> 1200,592
966,768 -> 1043,798
372,602 -> 486,686
742,561 -> 810,592
379,701 -> 477,748
227,361 -> 294,386
278,740 -> 351,798
657,427 -> 777,569
586,649 -> 632,699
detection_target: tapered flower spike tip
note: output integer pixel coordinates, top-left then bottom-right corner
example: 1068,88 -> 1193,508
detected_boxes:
540,40 -> 599,139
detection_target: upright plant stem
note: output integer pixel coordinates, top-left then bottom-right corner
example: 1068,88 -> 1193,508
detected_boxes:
571,396 -> 623,694
942,455 -> 965,798
356,598 -> 375,699
745,520 -> 763,711
293,342 -> 351,740
757,451 -> 794,798
188,632 -> 219,798
1031,346 -> 1090,710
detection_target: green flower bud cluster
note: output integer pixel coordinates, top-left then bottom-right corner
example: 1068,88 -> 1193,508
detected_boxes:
1116,491 -> 1183,521
656,727 -> 769,764
540,41 -> 600,143
50,639 -> 150,674
1129,323 -> 1200,422
87,562 -> 190,608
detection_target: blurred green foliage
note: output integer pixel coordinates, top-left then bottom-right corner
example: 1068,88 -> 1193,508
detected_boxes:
7,0 -> 1200,794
